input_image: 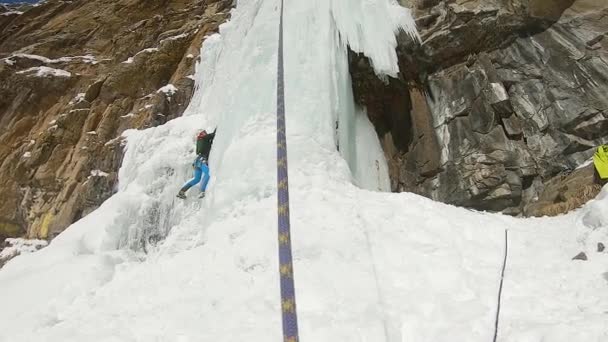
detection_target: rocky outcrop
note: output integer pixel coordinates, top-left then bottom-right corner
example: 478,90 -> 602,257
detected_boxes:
524,163 -> 602,217
352,0 -> 608,215
0,0 -> 233,241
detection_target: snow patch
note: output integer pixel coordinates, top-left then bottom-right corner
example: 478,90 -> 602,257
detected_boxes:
157,84 -> 178,96
69,93 -> 86,105
0,238 -> 47,260
8,53 -> 97,64
104,137 -> 123,146
52,54 -> 97,64
22,152 -> 31,158
576,158 -> 594,170
1,11 -> 23,16
138,48 -> 159,55
11,53 -> 52,63
16,66 -> 71,78
122,48 -> 159,64
160,33 -> 188,43
90,170 -> 109,177
490,82 -> 509,102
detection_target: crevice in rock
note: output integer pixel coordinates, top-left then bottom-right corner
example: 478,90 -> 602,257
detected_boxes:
349,51 -> 414,152
349,48 -> 442,192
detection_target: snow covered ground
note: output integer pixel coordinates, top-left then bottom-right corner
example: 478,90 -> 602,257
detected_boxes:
1,0 -> 607,341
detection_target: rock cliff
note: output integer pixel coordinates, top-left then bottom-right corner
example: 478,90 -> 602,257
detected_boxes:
0,0 -> 232,241
2,0 -> 607,249
352,0 -> 608,215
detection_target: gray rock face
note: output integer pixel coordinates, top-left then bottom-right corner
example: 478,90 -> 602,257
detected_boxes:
353,0 -> 608,215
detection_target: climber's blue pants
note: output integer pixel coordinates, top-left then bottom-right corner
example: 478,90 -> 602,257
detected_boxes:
182,159 -> 210,192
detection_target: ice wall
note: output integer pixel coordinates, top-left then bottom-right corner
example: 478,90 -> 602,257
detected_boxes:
329,0 -> 419,76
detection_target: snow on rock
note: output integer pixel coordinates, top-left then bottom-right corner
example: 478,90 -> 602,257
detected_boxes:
89,170 -> 109,177
157,84 -> 178,96
16,66 -> 71,78
10,53 -> 51,63
51,54 -> 97,64
69,92 -> 86,105
0,1 -> 606,342
1,11 -> 24,16
7,53 -> 97,64
68,108 -> 89,114
120,112 -> 136,119
576,157 -> 594,170
22,152 -> 31,158
138,42 -> 160,51
160,33 -> 188,43
104,136 -> 123,146
0,238 -> 47,261
122,48 -> 159,64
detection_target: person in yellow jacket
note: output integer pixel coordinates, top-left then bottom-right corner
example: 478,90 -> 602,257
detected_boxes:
593,145 -> 608,184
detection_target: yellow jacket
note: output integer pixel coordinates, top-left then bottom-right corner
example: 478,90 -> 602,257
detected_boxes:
594,145 -> 608,179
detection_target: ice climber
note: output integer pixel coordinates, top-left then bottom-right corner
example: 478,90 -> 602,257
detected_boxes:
177,129 -> 216,199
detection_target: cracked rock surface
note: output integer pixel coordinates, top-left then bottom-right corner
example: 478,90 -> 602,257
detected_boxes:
352,0 -> 608,215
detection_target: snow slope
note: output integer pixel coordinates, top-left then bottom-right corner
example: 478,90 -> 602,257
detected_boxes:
1,0 -> 607,341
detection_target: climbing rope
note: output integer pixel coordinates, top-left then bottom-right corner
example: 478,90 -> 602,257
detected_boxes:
275,0 -> 300,341
360,223 -> 390,340
492,229 -> 509,342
